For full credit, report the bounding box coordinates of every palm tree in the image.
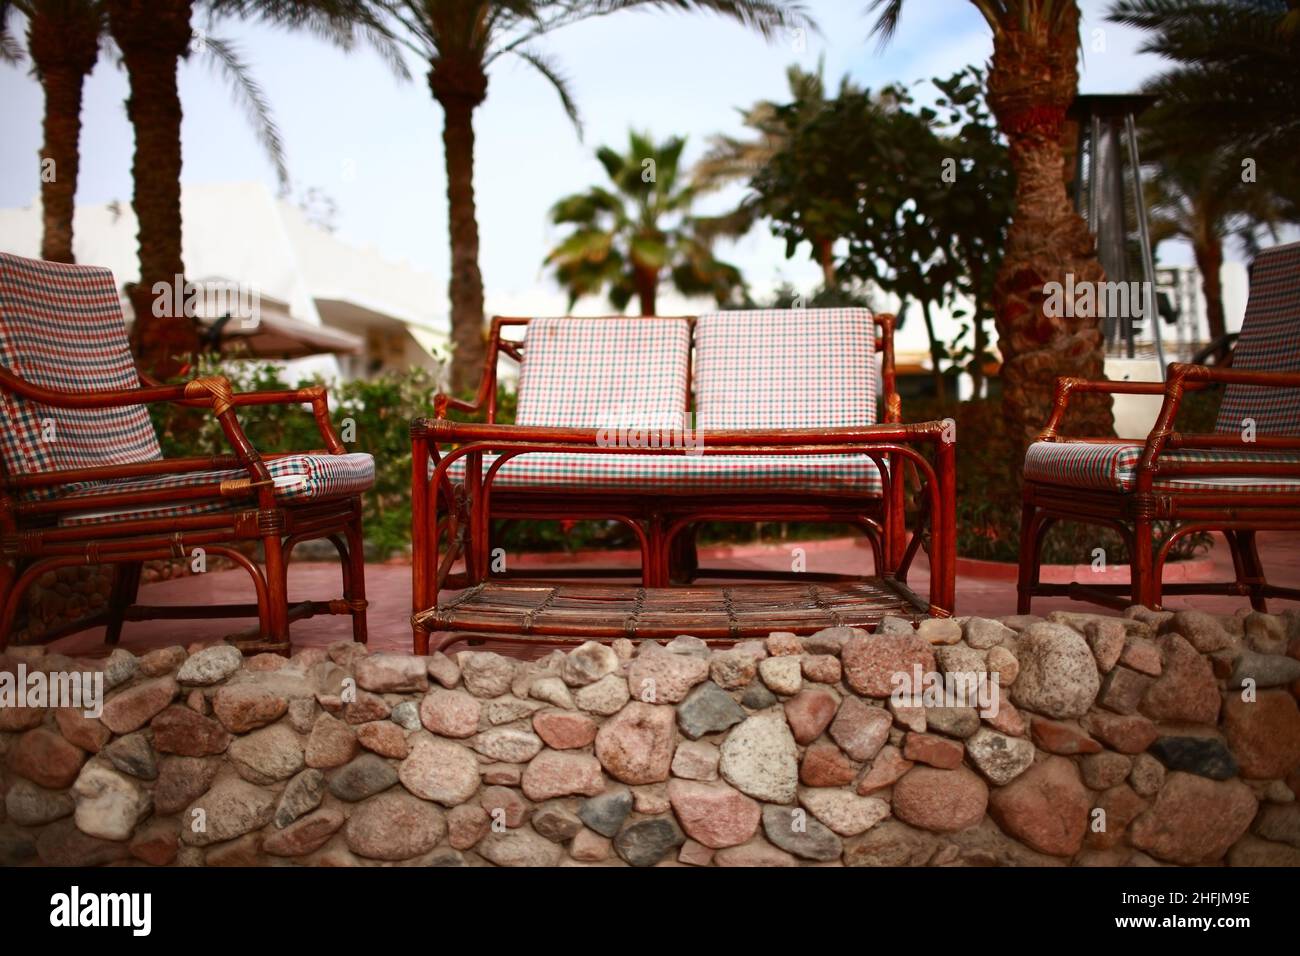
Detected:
[868,0,1112,446]
[692,60,850,287]
[545,131,744,315]
[1109,0,1300,183]
[1,1,106,264]
[372,1,811,394]
[106,0,399,378]
[1108,0,1300,343]
[1142,128,1298,344]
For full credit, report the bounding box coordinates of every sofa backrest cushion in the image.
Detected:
[694,308,876,429]
[1215,241,1300,436]
[516,317,692,430]
[0,252,161,498]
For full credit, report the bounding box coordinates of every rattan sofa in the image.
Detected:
[411,308,957,653]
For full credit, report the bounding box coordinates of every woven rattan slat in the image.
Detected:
[414,578,925,651]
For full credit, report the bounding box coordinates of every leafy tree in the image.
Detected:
[372,1,811,393]
[869,0,1112,446]
[931,66,1013,398]
[545,131,744,315]
[692,59,854,287]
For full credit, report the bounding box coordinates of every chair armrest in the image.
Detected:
[1037,376,1194,441]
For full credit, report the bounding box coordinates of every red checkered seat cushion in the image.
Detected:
[1026,241,1300,493]
[694,308,877,429]
[516,317,691,429]
[1023,440,1300,492]
[0,252,374,522]
[444,452,882,496]
[0,252,161,499]
[58,452,376,526]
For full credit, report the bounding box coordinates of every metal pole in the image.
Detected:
[1125,112,1166,378]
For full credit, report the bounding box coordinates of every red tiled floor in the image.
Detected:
[45,531,1300,658]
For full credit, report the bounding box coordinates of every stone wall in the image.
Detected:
[2,607,1299,867]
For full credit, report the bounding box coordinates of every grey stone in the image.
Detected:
[1149,736,1239,781]
[102,732,158,780]
[176,645,244,686]
[613,818,685,867]
[761,803,843,861]
[181,776,275,846]
[676,681,746,740]
[328,753,398,801]
[276,768,326,828]
[532,802,584,843]
[5,778,74,826]
[1228,650,1300,689]
[390,700,422,731]
[965,728,1035,785]
[843,819,939,866]
[102,648,139,689]
[577,789,633,838]
[925,706,980,739]
[740,681,777,710]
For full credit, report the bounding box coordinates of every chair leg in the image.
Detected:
[105,561,143,646]
[1132,515,1157,609]
[345,512,369,643]
[1235,530,1269,612]
[261,533,291,649]
[0,558,17,651]
[1016,500,1039,614]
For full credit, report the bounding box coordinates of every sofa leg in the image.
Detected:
[668,525,698,585]
[0,558,17,651]
[413,623,430,655]
[106,561,143,645]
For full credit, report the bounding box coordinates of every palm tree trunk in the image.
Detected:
[108,0,199,379]
[987,8,1112,450]
[28,10,100,264]
[817,236,836,289]
[635,266,658,316]
[430,63,488,396]
[1194,235,1226,343]
[971,261,987,398]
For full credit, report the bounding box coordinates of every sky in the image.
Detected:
[0,0,1191,321]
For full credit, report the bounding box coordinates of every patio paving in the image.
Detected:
[44,531,1300,658]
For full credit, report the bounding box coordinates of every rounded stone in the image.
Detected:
[891,766,988,833]
[345,791,446,861]
[1009,622,1100,719]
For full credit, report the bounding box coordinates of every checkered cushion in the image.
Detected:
[58,452,375,526]
[0,253,161,498]
[1215,241,1300,436]
[443,453,883,496]
[1024,440,1300,492]
[694,309,876,429]
[516,317,691,430]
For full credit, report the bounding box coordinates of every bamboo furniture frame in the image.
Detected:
[1019,365,1300,612]
[0,373,369,653]
[411,313,956,654]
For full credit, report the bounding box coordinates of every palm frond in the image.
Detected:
[512,44,582,136]
[199,35,289,189]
